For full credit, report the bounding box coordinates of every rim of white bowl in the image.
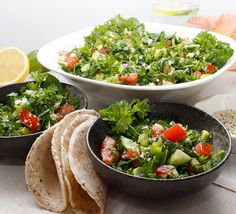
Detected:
[38,22,236,91]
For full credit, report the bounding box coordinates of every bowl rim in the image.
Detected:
[38,22,236,91]
[86,100,232,182]
[0,81,88,139]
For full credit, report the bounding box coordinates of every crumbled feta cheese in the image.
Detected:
[186,53,194,58]
[24,90,34,96]
[15,97,28,106]
[81,64,90,72]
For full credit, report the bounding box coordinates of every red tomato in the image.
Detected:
[151,123,164,137]
[207,63,215,73]
[119,73,138,84]
[122,149,139,160]
[156,165,172,175]
[101,136,120,165]
[98,47,110,54]
[193,71,202,77]
[166,39,172,46]
[192,142,212,157]
[101,148,120,165]
[101,136,116,149]
[163,124,187,142]
[56,103,75,121]
[65,56,80,70]
[19,109,41,133]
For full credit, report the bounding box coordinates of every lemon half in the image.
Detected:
[0,47,29,86]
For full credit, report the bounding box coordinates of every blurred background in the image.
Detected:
[1,0,236,52]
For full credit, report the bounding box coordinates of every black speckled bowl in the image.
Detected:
[0,81,88,158]
[87,101,231,198]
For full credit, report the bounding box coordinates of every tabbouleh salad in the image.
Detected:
[58,15,234,86]
[99,99,225,179]
[0,72,80,136]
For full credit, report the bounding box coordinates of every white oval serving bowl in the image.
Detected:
[195,93,236,153]
[38,22,236,105]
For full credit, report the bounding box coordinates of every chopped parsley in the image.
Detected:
[58,15,234,86]
[0,72,80,136]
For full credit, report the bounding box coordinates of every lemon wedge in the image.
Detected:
[0,47,29,86]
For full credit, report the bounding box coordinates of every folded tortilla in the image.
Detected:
[25,125,65,212]
[25,109,107,213]
[68,118,108,214]
[51,109,98,212]
[61,113,99,213]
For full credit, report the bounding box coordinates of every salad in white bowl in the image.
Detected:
[38,15,236,104]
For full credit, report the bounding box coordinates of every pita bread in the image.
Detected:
[25,125,65,212]
[61,114,98,213]
[51,110,97,212]
[68,118,108,214]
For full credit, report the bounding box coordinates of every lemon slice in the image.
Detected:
[153,5,197,16]
[0,47,29,86]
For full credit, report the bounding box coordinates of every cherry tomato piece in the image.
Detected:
[122,149,139,160]
[207,63,215,73]
[19,109,41,133]
[56,103,75,121]
[192,142,212,157]
[151,123,165,137]
[163,124,187,142]
[119,73,138,84]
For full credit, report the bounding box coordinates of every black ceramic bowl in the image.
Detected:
[0,81,88,157]
[87,101,231,198]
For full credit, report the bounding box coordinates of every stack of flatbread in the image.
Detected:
[25,109,108,214]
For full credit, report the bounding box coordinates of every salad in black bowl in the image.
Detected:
[87,99,231,198]
[0,72,87,157]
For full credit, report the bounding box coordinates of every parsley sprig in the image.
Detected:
[99,99,150,135]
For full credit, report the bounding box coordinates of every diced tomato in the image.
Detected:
[166,39,172,46]
[101,136,120,165]
[56,103,75,121]
[98,47,110,54]
[151,123,164,137]
[101,136,116,149]
[194,71,202,77]
[207,63,215,73]
[65,55,80,70]
[19,109,41,133]
[122,149,139,160]
[155,165,175,178]
[156,165,172,175]
[163,124,187,142]
[119,73,138,84]
[101,148,120,165]
[192,142,212,157]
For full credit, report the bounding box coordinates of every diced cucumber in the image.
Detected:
[190,158,200,167]
[167,149,191,166]
[169,167,179,178]
[201,130,210,141]
[150,141,163,155]
[133,167,141,175]
[138,134,149,146]
[120,136,139,152]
